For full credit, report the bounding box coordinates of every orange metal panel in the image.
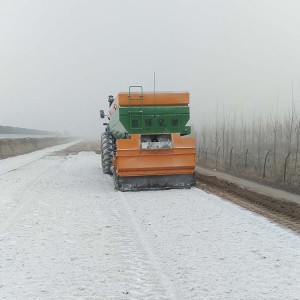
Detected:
[117,92,189,106]
[117,154,195,170]
[117,169,194,177]
[117,134,140,149]
[115,133,195,177]
[172,133,195,148]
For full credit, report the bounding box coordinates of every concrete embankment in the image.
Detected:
[0,137,76,159]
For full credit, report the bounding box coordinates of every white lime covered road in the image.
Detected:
[0,146,299,299]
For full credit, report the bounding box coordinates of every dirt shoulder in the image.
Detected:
[51,140,100,156]
[197,166,300,204]
[196,172,300,234]
[0,137,76,160]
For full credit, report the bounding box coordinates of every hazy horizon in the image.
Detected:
[1,0,300,137]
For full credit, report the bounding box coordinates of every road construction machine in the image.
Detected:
[100,86,195,191]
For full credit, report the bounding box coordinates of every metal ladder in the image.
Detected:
[128,85,144,129]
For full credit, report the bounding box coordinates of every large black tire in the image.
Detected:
[101,132,114,174]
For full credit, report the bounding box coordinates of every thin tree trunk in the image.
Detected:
[294,122,300,173]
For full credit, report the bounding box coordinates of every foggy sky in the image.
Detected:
[1,0,300,137]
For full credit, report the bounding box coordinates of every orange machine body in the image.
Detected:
[114,133,195,177]
[101,88,195,191]
[119,91,188,105]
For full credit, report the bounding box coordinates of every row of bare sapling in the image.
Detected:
[193,105,300,186]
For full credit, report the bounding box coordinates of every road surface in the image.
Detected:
[0,147,299,299]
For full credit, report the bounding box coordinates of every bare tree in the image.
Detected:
[285,84,295,153]
[272,96,279,173]
[294,116,300,174]
[195,98,299,185]
[221,102,226,160]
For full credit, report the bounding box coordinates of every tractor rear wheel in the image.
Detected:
[101,132,114,174]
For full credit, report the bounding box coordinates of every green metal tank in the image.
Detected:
[104,87,191,139]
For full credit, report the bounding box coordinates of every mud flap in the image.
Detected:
[114,173,196,192]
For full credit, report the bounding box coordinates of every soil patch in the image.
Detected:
[200,166,300,195]
[51,140,100,156]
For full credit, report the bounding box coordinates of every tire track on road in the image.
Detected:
[105,191,177,299]
[0,157,66,235]
[119,192,177,300]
